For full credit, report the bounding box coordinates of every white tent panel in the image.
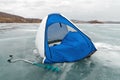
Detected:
[35,16,48,58]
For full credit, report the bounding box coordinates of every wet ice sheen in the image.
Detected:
[0,23,120,80]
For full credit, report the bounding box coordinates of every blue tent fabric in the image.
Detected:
[44,13,97,63]
[44,32,96,63]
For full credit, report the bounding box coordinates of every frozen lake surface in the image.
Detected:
[0,23,120,80]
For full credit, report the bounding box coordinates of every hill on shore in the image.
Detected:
[0,12,41,23]
[0,12,120,24]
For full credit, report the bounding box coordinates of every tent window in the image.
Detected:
[67,25,77,32]
[48,23,68,42]
[47,23,77,46]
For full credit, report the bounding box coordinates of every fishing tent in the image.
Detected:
[35,13,97,63]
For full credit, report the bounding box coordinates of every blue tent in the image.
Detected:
[35,13,97,63]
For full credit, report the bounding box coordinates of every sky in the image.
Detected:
[0,0,120,21]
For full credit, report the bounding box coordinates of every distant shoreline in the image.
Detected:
[71,20,120,24]
[0,12,120,24]
[0,12,41,23]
